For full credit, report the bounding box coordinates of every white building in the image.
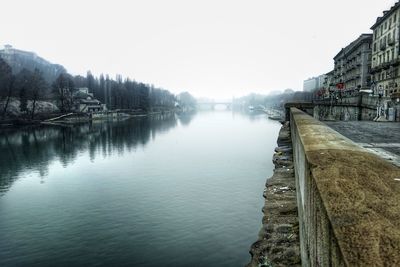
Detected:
[73,88,107,113]
[303,75,326,92]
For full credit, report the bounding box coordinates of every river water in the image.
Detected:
[0,111,281,267]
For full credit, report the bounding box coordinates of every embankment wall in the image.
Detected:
[290,107,400,266]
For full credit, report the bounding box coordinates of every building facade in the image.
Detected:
[321,70,334,97]
[332,34,372,93]
[303,74,326,92]
[303,77,318,92]
[371,2,400,97]
[73,88,107,113]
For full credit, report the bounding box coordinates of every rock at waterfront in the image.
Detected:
[247,121,301,267]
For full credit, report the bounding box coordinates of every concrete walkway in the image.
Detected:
[325,121,400,167]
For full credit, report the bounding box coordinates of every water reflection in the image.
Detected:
[0,111,280,267]
[177,111,197,126]
[0,113,187,195]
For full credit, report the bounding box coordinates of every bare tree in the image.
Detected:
[53,73,75,112]
[30,68,46,119]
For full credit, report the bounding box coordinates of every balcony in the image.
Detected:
[350,64,355,70]
[390,58,400,66]
[382,62,391,69]
[371,64,384,73]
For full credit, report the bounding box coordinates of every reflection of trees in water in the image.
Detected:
[177,112,196,126]
[0,113,177,195]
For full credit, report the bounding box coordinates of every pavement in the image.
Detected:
[325,121,400,167]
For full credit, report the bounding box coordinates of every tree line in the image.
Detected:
[0,57,178,118]
[0,58,47,119]
[233,90,313,110]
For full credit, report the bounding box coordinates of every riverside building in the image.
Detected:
[332,34,373,93]
[371,2,400,97]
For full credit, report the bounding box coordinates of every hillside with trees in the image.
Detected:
[0,47,179,121]
[0,45,66,83]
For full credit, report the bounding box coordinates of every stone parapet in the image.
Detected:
[290,107,400,266]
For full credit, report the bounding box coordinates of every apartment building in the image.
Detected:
[303,74,326,92]
[332,34,372,92]
[323,70,334,92]
[371,2,400,97]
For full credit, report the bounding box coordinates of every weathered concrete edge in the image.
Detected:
[290,107,400,266]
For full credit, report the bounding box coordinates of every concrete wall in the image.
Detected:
[290,94,400,121]
[313,105,362,121]
[290,108,400,266]
[312,94,385,121]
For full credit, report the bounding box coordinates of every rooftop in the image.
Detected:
[371,1,400,30]
[333,34,373,60]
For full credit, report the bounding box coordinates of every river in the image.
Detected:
[0,111,281,267]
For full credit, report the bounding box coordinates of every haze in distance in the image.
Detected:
[0,0,395,100]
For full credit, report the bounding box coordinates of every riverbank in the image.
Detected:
[0,109,177,128]
[247,121,301,267]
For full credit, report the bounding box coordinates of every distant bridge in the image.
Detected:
[197,102,232,110]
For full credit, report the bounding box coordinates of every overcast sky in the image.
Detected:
[0,0,397,99]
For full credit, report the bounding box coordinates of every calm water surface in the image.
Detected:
[0,111,281,267]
